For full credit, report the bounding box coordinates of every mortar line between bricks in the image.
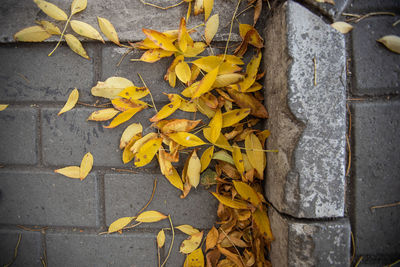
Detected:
[93,43,102,88]
[97,171,107,231]
[37,107,43,167]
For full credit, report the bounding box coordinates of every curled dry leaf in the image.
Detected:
[65,34,89,59]
[205,14,219,45]
[331,21,353,34]
[98,17,120,45]
[108,216,134,233]
[79,152,93,180]
[119,123,143,149]
[70,20,105,43]
[184,248,205,267]
[92,77,134,99]
[136,210,168,223]
[14,26,52,42]
[377,35,400,54]
[38,20,61,35]
[54,166,80,179]
[58,88,79,116]
[187,149,201,188]
[205,226,218,251]
[71,0,87,15]
[0,104,9,111]
[87,108,119,121]
[157,229,166,248]
[176,224,200,235]
[33,0,68,21]
[180,231,204,254]
[217,244,244,267]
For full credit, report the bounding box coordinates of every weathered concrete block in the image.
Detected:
[0,44,96,102]
[264,1,347,218]
[0,107,37,165]
[351,17,400,96]
[352,101,400,257]
[304,0,350,20]
[0,169,98,227]
[0,229,42,267]
[269,209,351,267]
[46,230,187,266]
[104,173,218,229]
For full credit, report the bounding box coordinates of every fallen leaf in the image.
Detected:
[120,123,143,149]
[131,132,158,154]
[168,132,206,147]
[150,98,182,122]
[377,35,400,54]
[245,133,265,179]
[180,231,204,254]
[160,119,201,134]
[71,0,87,15]
[122,134,141,164]
[212,150,234,165]
[184,248,205,267]
[140,49,174,63]
[176,225,200,235]
[87,108,120,121]
[200,146,214,172]
[80,152,93,180]
[253,208,273,242]
[192,66,219,99]
[112,98,147,111]
[206,248,221,267]
[315,0,335,4]
[70,20,104,43]
[213,73,244,88]
[54,166,81,179]
[165,165,184,190]
[204,0,213,21]
[33,0,68,21]
[194,0,204,15]
[108,217,134,233]
[205,14,219,45]
[200,168,218,187]
[331,21,353,34]
[38,20,61,35]
[104,106,144,128]
[178,17,193,53]
[205,226,218,251]
[157,229,166,248]
[134,138,163,167]
[233,181,261,207]
[253,0,262,25]
[91,77,134,99]
[176,61,192,84]
[183,42,206,57]
[0,104,9,111]
[142,28,178,52]
[118,86,149,100]
[217,245,244,267]
[187,149,201,188]
[227,89,268,118]
[211,192,249,209]
[238,24,263,48]
[239,51,262,92]
[14,26,52,42]
[58,88,79,115]
[232,144,245,176]
[98,17,120,45]
[203,109,222,143]
[136,210,168,223]
[65,34,89,59]
[221,108,251,128]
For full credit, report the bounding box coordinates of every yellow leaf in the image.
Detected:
[232,144,245,176]
[238,51,262,92]
[187,149,201,188]
[331,21,353,34]
[238,24,263,48]
[212,150,234,165]
[184,248,205,267]
[142,28,178,52]
[80,152,93,180]
[118,86,149,100]
[165,165,184,191]
[203,109,222,143]
[216,54,244,65]
[213,73,243,88]
[54,166,80,179]
[149,99,182,122]
[192,66,219,99]
[194,0,204,15]
[98,17,120,45]
[204,0,213,21]
[104,107,144,128]
[176,225,200,235]
[91,77,133,99]
[139,49,174,63]
[70,20,104,43]
[205,14,219,45]
[136,210,168,223]
[134,138,162,167]
[120,123,143,149]
[176,61,191,84]
[122,134,141,164]
[192,56,241,75]
[210,192,249,209]
[33,0,68,21]
[377,35,400,54]
[257,129,270,148]
[194,98,215,119]
[87,108,119,121]
[178,17,193,52]
[0,104,9,111]
[253,208,274,242]
[111,98,147,111]
[38,20,61,35]
[245,133,265,179]
[65,34,89,59]
[108,217,134,233]
[227,89,268,119]
[200,146,214,172]
[168,132,206,147]
[71,0,87,15]
[130,132,158,154]
[213,134,232,152]
[58,88,79,115]
[244,81,263,93]
[182,81,200,98]
[180,231,204,254]
[157,229,166,248]
[205,226,218,251]
[161,119,201,134]
[222,108,250,128]
[14,25,52,42]
[233,181,261,207]
[184,42,206,57]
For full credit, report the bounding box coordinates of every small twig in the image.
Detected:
[3,234,22,267]
[350,232,355,263]
[160,215,174,267]
[138,73,158,113]
[157,246,161,267]
[17,225,48,232]
[266,0,271,10]
[393,19,400,27]
[16,73,30,83]
[77,101,111,108]
[48,13,73,56]
[235,4,254,19]
[385,259,400,267]
[345,134,351,176]
[347,98,366,101]
[313,57,317,86]
[122,221,142,230]
[220,228,246,267]
[343,12,396,23]
[111,168,138,174]
[136,178,157,215]
[370,201,400,211]
[140,0,184,10]
[354,256,363,267]
[224,0,242,58]
[117,48,133,67]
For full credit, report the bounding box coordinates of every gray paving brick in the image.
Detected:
[304,0,350,20]
[269,209,351,267]
[0,229,42,267]
[346,0,400,13]
[0,107,37,165]
[352,101,400,257]
[0,44,96,102]
[46,230,187,267]
[1,0,253,43]
[264,1,347,218]
[351,17,400,96]
[0,169,98,227]
[104,173,218,229]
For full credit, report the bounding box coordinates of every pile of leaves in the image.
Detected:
[14,0,274,266]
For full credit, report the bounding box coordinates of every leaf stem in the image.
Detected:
[140,0,184,10]
[138,73,158,113]
[224,0,242,58]
[136,178,157,215]
[160,215,174,267]
[48,13,73,57]
[3,234,22,267]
